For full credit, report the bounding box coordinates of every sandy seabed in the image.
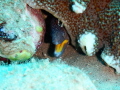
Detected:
[0,43,120,90]
[35,43,120,90]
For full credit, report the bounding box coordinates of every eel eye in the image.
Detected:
[0,21,17,41]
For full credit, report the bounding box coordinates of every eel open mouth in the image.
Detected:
[26,4,69,57]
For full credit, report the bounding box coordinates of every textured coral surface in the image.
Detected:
[25,0,120,73]
[0,0,45,61]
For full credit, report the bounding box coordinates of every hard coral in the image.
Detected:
[24,0,120,74]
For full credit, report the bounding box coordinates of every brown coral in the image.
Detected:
[24,0,120,73]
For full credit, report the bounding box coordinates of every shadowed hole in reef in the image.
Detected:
[39,10,89,58]
[96,47,105,65]
[42,10,54,57]
[41,10,71,57]
[84,46,87,54]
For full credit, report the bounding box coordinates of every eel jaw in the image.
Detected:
[54,40,69,57]
[78,31,98,56]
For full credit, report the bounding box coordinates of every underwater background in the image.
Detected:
[0,0,120,90]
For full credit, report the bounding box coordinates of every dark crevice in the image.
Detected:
[41,10,71,57]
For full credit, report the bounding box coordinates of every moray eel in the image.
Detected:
[50,18,69,57]
[24,0,120,74]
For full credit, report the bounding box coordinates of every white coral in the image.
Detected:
[71,0,87,13]
[78,32,97,56]
[101,51,120,74]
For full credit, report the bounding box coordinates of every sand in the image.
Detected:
[35,43,120,90]
[0,42,119,90]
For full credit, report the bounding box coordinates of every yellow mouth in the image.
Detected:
[54,40,68,57]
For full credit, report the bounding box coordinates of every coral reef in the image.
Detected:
[25,0,120,74]
[0,0,119,73]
